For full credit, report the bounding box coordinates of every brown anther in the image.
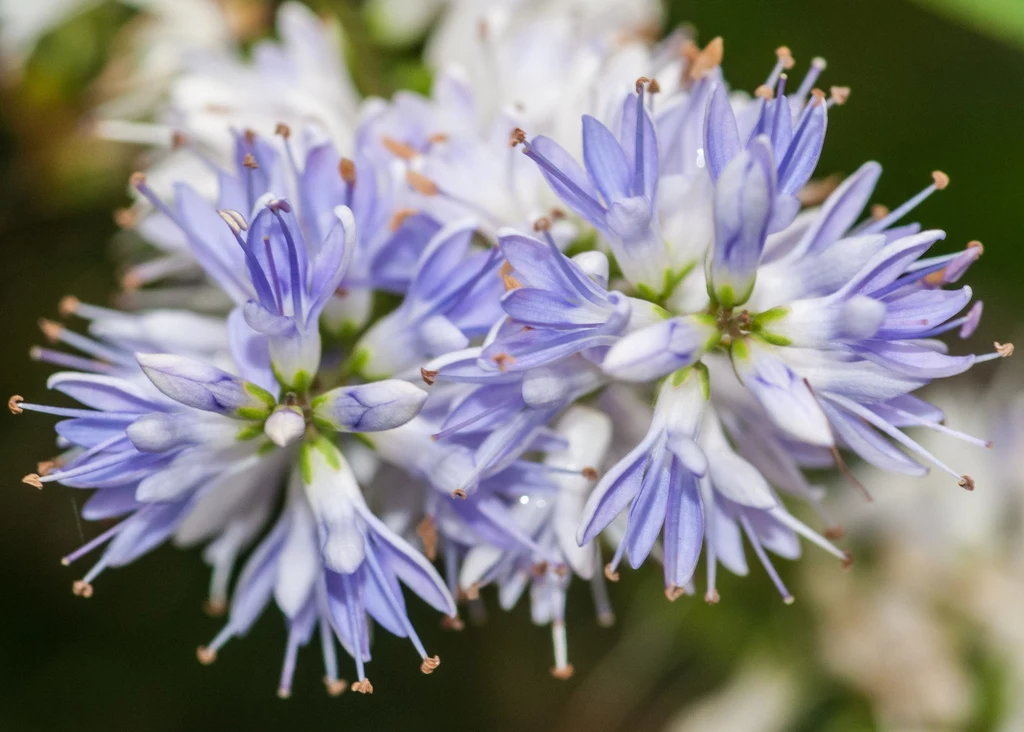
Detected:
[686,37,724,82]
[203,598,227,617]
[351,678,374,694]
[324,677,348,696]
[420,367,438,386]
[451,488,467,500]
[581,466,599,480]
[533,217,552,232]
[959,475,976,491]
[783,596,796,606]
[923,268,947,287]
[824,525,846,540]
[8,395,24,414]
[532,562,549,577]
[704,588,721,605]
[829,86,851,106]
[492,352,516,372]
[754,84,775,100]
[604,564,619,582]
[510,128,527,148]
[464,583,480,601]
[113,208,137,229]
[798,174,841,206]
[406,170,439,196]
[841,550,854,570]
[967,240,983,253]
[389,208,417,232]
[870,204,889,220]
[381,136,418,160]
[441,615,465,631]
[242,153,259,169]
[277,688,291,699]
[550,208,566,220]
[58,295,81,318]
[995,342,1014,358]
[274,123,291,138]
[339,158,356,185]
[500,260,522,291]
[810,88,827,105]
[243,129,256,145]
[37,460,57,476]
[427,133,449,144]
[553,564,568,577]
[551,665,575,680]
[121,270,143,291]
[420,655,441,674]
[22,473,43,489]
[196,646,217,665]
[416,515,438,561]
[665,585,684,602]
[932,170,950,190]
[776,45,795,69]
[129,171,146,188]
[647,78,661,94]
[72,580,94,598]
[171,131,188,149]
[635,76,651,93]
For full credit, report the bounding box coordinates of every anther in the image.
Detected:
[339,158,356,185]
[509,128,527,147]
[635,76,650,93]
[39,318,63,343]
[203,598,227,617]
[968,240,983,253]
[932,170,950,190]
[704,589,721,604]
[420,367,438,386]
[381,136,418,160]
[647,78,661,94]
[37,460,56,476]
[58,295,81,318]
[406,170,439,196]
[958,475,976,491]
[829,86,851,106]
[8,395,24,414]
[532,562,549,577]
[995,342,1014,358]
[217,209,248,233]
[810,88,827,105]
[665,585,684,602]
[551,665,575,680]
[492,352,516,372]
[533,217,552,232]
[428,132,449,144]
[72,580,93,598]
[870,204,889,220]
[416,516,438,561]
[754,84,775,100]
[581,467,599,480]
[841,550,854,570]
[274,123,291,138]
[783,595,796,605]
[171,131,188,149]
[129,171,146,188]
[500,261,521,291]
[464,583,480,601]
[420,655,441,674]
[22,473,43,489]
[604,564,619,582]
[242,153,259,170]
[389,208,417,232]
[451,488,467,500]
[277,688,291,700]
[113,208,137,229]
[351,678,373,694]
[324,678,348,696]
[441,615,465,631]
[196,646,217,665]
[687,37,724,81]
[776,45,795,69]
[824,525,846,540]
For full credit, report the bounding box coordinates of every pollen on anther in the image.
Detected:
[276,688,291,700]
[39,318,63,343]
[129,171,146,188]
[8,395,24,414]
[810,88,827,105]
[242,153,259,170]
[351,678,374,694]
[665,585,684,602]
[324,677,348,696]
[871,204,889,220]
[648,78,661,94]
[492,352,516,372]
[754,84,775,100]
[500,261,522,291]
[171,131,188,149]
[196,646,217,665]
[420,655,441,674]
[72,580,93,598]
[451,488,467,500]
[841,550,855,570]
[995,342,1014,358]
[533,217,552,232]
[23,473,43,489]
[274,123,291,138]
[406,170,438,196]
[604,564,619,582]
[509,127,527,147]
[389,208,417,232]
[932,170,950,190]
[581,467,599,480]
[704,589,721,605]
[829,86,851,105]
[968,240,984,253]
[551,665,575,680]
[635,76,650,93]
[420,367,438,386]
[381,136,418,160]
[37,460,56,476]
[339,158,356,185]
[58,295,81,318]
[959,475,976,491]
[776,45,795,69]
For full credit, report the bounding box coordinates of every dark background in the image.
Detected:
[0,0,1021,730]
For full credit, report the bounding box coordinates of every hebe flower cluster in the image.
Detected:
[9,1,1012,695]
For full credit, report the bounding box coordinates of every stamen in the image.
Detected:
[58,295,80,317]
[828,86,851,107]
[339,158,357,185]
[277,622,304,699]
[324,678,348,696]
[863,172,947,234]
[686,37,724,82]
[831,446,872,502]
[604,563,620,582]
[959,475,975,491]
[451,488,467,500]
[428,133,449,145]
[842,551,855,570]
[381,136,419,160]
[794,57,827,103]
[406,170,439,196]
[420,656,440,675]
[263,236,285,314]
[389,208,417,231]
[509,128,527,147]
[441,615,465,631]
[705,588,721,604]
[242,153,258,169]
[550,620,573,679]
[665,585,685,601]
[464,583,480,601]
[72,579,93,597]
[500,260,522,291]
[492,352,516,372]
[417,515,438,561]
[351,679,373,694]
[581,467,599,480]
[61,520,127,566]
[420,367,438,385]
[319,613,343,694]
[22,474,43,489]
[8,395,23,414]
[113,208,137,229]
[754,84,775,100]
[589,566,615,626]
[739,515,794,604]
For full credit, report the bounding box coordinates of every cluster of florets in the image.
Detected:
[10,0,1011,696]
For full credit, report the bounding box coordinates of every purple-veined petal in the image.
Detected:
[312,380,427,433]
[136,353,276,418]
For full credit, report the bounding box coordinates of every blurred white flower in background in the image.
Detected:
[0,0,101,67]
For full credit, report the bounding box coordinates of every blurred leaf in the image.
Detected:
[911,0,1024,49]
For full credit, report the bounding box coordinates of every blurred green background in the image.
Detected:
[0,1,1021,730]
